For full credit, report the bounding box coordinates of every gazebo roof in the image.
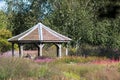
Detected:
[8,23,72,43]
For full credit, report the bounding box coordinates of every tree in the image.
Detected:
[4,0,51,35]
[44,0,95,47]
[43,0,120,48]
[4,0,120,50]
[42,0,120,57]
[0,11,12,53]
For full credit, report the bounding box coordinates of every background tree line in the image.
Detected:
[0,0,120,58]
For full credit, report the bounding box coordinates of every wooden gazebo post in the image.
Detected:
[18,44,24,57]
[38,44,44,56]
[56,44,62,58]
[12,43,14,57]
[65,43,68,56]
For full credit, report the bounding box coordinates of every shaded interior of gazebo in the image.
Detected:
[8,23,72,58]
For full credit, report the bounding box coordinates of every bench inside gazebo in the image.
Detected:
[8,23,72,58]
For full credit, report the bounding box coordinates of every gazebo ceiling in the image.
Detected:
[8,23,72,43]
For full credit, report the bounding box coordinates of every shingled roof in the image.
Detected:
[8,23,72,43]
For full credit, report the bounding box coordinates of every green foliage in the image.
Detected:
[0,29,12,53]
[43,0,120,49]
[0,39,11,53]
[69,47,77,56]
[0,11,13,53]
[8,12,37,35]
[3,0,120,58]
[0,11,8,29]
[0,29,12,39]
[5,0,51,35]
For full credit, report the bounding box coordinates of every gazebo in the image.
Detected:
[8,23,72,58]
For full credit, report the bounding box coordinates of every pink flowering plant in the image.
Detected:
[34,56,54,63]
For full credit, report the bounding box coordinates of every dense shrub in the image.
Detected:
[69,44,120,59]
[0,29,12,53]
[0,39,11,53]
[69,47,77,56]
[69,44,101,57]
